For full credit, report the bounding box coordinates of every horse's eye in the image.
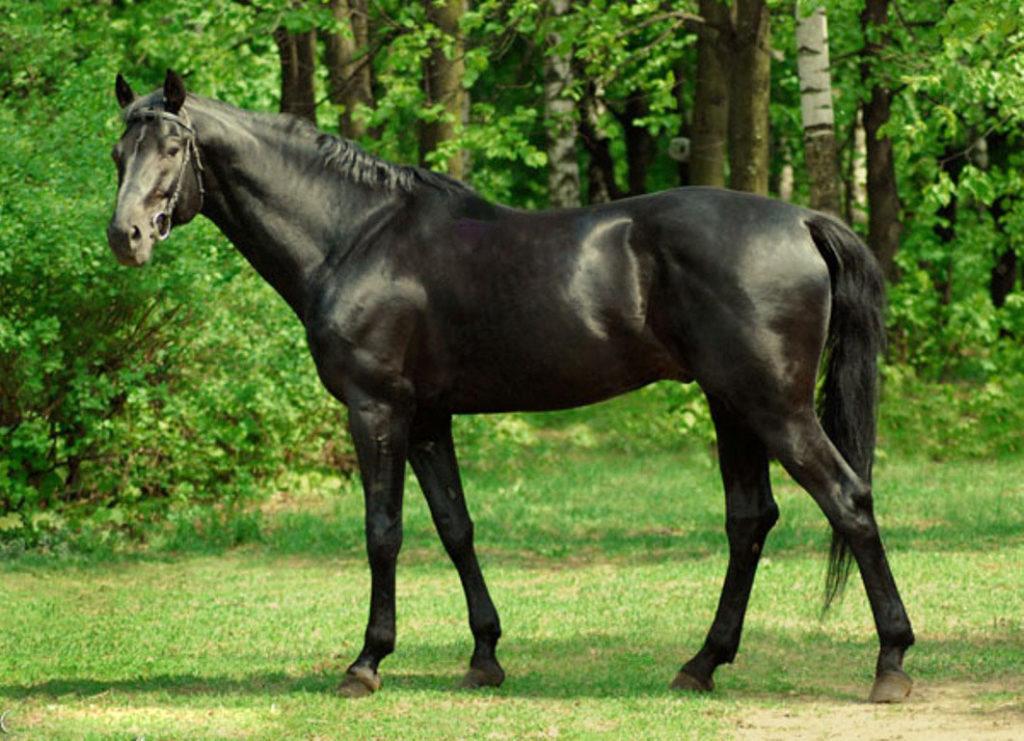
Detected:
[167,146,181,157]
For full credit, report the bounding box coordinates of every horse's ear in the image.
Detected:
[115,73,136,109]
[163,69,187,114]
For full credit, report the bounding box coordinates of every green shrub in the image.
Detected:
[0,48,352,550]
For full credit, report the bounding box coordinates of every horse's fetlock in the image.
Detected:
[704,636,737,665]
[365,626,396,656]
[475,615,501,640]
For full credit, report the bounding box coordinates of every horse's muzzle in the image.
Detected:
[107,218,154,267]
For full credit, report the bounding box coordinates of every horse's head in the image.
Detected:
[107,70,204,266]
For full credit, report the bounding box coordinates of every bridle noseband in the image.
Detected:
[123,106,205,239]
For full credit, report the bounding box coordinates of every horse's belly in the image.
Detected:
[433,330,681,413]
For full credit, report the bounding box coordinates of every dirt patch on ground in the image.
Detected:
[734,679,1024,740]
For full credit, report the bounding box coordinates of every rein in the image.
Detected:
[124,107,205,237]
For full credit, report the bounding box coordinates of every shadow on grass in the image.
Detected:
[3,447,1021,573]
[2,631,1021,704]
[3,512,1023,576]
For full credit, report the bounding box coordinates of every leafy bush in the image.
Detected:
[0,43,352,550]
[878,366,1024,460]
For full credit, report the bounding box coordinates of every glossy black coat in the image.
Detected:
[107,72,915,702]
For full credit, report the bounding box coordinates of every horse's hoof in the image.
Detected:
[670,670,714,693]
[869,670,913,703]
[460,662,505,689]
[339,666,381,698]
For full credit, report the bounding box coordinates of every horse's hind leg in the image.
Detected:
[673,395,779,692]
[408,412,505,689]
[771,409,914,702]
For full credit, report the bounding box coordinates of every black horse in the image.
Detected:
[107,71,914,702]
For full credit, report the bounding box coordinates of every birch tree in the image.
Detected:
[543,0,580,208]
[578,81,621,203]
[796,5,840,215]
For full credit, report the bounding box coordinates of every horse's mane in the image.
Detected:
[315,134,473,195]
[185,94,474,197]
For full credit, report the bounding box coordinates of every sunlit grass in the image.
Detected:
[3,435,1023,738]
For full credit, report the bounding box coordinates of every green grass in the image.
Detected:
[2,411,1023,738]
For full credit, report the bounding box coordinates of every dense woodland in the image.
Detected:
[1,0,1022,548]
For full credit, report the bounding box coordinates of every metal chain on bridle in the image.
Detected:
[123,106,205,239]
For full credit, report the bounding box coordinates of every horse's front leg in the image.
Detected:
[339,390,412,698]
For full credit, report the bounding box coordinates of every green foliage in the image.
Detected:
[879,365,1024,460]
[1,0,1023,552]
[820,0,1024,378]
[0,2,351,549]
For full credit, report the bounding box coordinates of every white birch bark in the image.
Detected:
[544,0,580,208]
[796,5,840,214]
[797,7,835,134]
[852,110,869,224]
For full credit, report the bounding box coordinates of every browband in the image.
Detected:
[124,106,196,135]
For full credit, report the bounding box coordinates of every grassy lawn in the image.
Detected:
[2,405,1023,738]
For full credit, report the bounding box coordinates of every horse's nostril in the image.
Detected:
[130,225,142,243]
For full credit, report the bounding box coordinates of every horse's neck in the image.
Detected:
[189,101,377,320]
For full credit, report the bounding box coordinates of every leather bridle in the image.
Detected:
[123,106,205,239]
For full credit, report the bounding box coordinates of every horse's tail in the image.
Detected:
[806,214,886,610]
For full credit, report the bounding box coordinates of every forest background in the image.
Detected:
[1,0,1023,551]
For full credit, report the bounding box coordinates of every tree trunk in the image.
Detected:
[985,133,1019,309]
[847,110,869,226]
[933,144,965,305]
[673,58,690,186]
[778,148,794,201]
[420,0,468,179]
[690,0,731,188]
[991,245,1018,309]
[860,0,901,280]
[727,0,771,194]
[621,91,654,196]
[796,6,840,215]
[325,0,373,139]
[578,80,622,203]
[274,23,318,124]
[543,0,580,208]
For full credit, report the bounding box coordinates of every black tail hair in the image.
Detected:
[806,214,886,611]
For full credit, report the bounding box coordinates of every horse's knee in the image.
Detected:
[366,518,402,565]
[725,503,779,555]
[439,517,474,555]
